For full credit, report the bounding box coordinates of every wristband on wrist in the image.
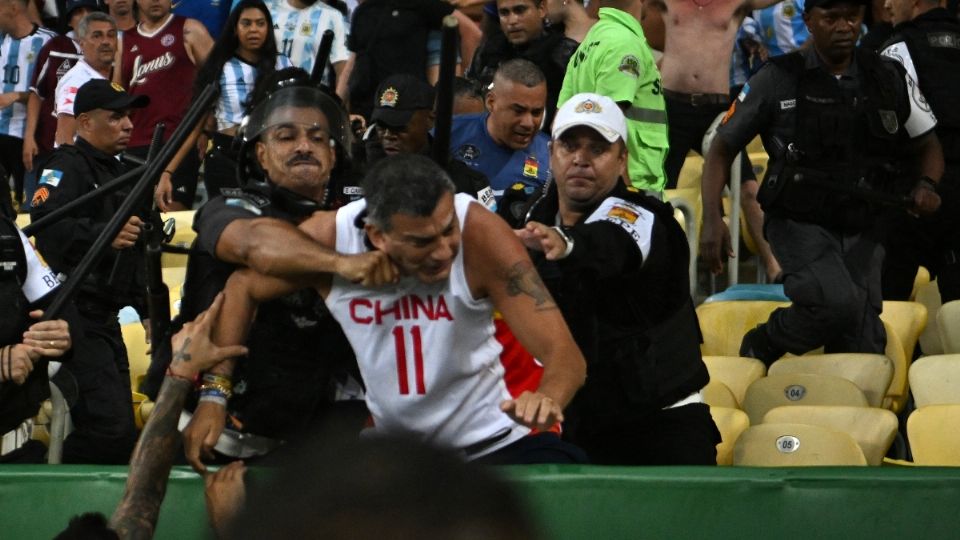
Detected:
[200,382,233,400]
[166,365,198,385]
[201,373,233,390]
[551,226,575,259]
[198,393,228,407]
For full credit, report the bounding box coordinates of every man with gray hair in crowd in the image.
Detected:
[53,11,118,145]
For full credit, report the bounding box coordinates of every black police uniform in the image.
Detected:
[0,218,60,462]
[880,8,960,302]
[363,136,496,208]
[142,183,360,447]
[467,28,579,132]
[29,138,143,464]
[504,181,717,465]
[718,45,934,363]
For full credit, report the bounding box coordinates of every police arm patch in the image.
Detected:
[39,169,64,187]
[584,197,654,261]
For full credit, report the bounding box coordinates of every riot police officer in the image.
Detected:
[700,0,943,365]
[168,72,394,471]
[0,217,72,462]
[879,0,960,303]
[30,79,149,464]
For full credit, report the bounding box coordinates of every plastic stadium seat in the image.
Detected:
[696,300,790,357]
[121,323,150,391]
[733,423,867,466]
[703,356,766,406]
[938,300,960,354]
[741,373,869,425]
[909,354,960,408]
[915,279,943,355]
[911,266,931,301]
[676,153,704,190]
[132,392,148,430]
[710,406,750,466]
[881,320,910,413]
[702,380,738,409]
[761,405,898,466]
[768,353,893,408]
[703,284,789,303]
[907,404,960,466]
[15,213,30,229]
[880,301,927,363]
[665,187,701,295]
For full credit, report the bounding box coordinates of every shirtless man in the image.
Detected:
[653,0,783,280]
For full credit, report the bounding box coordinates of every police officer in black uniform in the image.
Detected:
[879,0,960,303]
[173,76,397,471]
[508,94,718,465]
[0,217,72,462]
[700,0,943,365]
[29,79,150,464]
[363,74,496,210]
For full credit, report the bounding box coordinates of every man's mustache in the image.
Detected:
[287,154,320,166]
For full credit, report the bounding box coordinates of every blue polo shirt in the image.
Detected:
[448,113,550,200]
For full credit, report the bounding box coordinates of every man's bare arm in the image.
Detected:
[464,205,586,429]
[700,136,737,274]
[110,294,247,538]
[184,18,215,66]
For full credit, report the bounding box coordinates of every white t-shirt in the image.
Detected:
[54,58,106,117]
[879,41,938,138]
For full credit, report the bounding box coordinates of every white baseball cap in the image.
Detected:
[552,93,628,144]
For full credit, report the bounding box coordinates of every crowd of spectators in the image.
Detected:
[1,0,958,535]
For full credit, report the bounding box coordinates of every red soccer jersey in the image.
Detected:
[120,15,196,147]
[30,35,81,155]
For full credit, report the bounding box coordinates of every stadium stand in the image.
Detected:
[741,373,869,425]
[909,354,960,408]
[907,405,960,466]
[733,423,868,466]
[703,355,766,406]
[768,353,893,408]
[761,405,899,466]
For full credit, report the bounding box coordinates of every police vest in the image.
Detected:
[893,17,960,156]
[766,50,908,228]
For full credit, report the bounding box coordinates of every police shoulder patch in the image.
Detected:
[39,169,64,188]
[618,55,641,77]
[584,196,655,261]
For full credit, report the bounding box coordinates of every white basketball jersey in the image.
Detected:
[326,194,530,457]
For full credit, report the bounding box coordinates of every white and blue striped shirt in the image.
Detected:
[750,0,809,57]
[234,0,349,85]
[0,26,57,138]
[217,54,293,131]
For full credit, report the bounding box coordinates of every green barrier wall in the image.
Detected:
[2,465,960,539]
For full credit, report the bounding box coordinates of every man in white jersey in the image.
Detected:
[53,12,118,146]
[235,0,349,97]
[215,152,588,464]
[0,0,57,217]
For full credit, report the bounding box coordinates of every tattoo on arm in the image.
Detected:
[110,377,192,539]
[173,338,192,363]
[504,261,557,311]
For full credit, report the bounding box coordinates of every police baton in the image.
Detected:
[39,83,219,321]
[432,15,459,166]
[311,30,335,85]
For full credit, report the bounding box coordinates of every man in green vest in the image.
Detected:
[557,0,668,194]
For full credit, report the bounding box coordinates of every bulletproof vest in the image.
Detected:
[766,50,907,227]
[0,218,50,435]
[896,19,960,156]
[0,218,28,346]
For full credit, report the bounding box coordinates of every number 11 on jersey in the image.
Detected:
[392,325,426,395]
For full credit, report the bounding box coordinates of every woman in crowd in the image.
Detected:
[155,0,290,211]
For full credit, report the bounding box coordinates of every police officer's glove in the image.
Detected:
[908,176,940,217]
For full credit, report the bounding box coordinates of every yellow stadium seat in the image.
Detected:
[938,300,960,354]
[132,392,149,430]
[665,187,701,295]
[907,404,960,466]
[15,213,31,229]
[880,301,927,363]
[768,353,893,408]
[741,373,869,425]
[710,406,750,466]
[702,380,738,409]
[909,354,960,408]
[137,400,155,427]
[911,267,931,301]
[121,323,150,391]
[761,405,898,466]
[703,356,766,406]
[733,423,867,466]
[676,153,704,191]
[916,279,944,355]
[881,320,910,413]
[745,136,766,155]
[696,301,789,357]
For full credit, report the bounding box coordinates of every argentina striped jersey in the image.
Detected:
[0,25,57,137]
[217,54,293,131]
